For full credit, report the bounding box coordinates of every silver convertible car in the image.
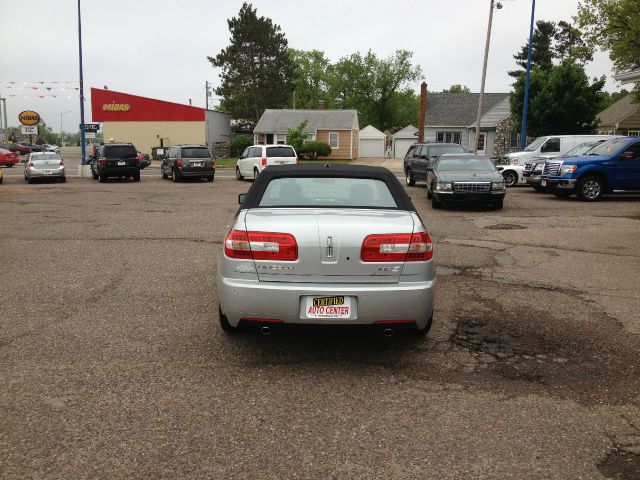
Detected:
[24,152,66,183]
[217,164,436,336]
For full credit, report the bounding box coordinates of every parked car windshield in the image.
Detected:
[428,144,466,157]
[266,146,296,157]
[436,156,495,172]
[586,138,630,156]
[561,142,599,157]
[524,137,547,152]
[182,147,211,158]
[105,146,137,159]
[259,177,398,208]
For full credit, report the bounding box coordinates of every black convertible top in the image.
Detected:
[239,164,417,212]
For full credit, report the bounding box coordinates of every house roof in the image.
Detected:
[614,68,640,85]
[425,93,509,127]
[359,125,386,139]
[597,94,639,126]
[470,97,512,128]
[254,109,359,134]
[392,125,418,139]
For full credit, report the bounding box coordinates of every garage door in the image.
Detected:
[394,139,416,159]
[359,138,384,157]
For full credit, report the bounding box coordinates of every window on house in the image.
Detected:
[436,132,461,144]
[628,131,640,137]
[329,132,339,149]
[509,132,520,148]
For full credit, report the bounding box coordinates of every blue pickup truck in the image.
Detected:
[541,137,640,201]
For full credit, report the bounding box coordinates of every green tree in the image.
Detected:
[575,0,640,100]
[554,21,593,64]
[208,3,296,122]
[441,84,471,93]
[509,20,557,78]
[287,120,309,154]
[386,88,420,129]
[328,50,422,130]
[510,61,606,136]
[290,49,332,109]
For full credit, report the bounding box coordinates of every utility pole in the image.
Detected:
[77,0,87,165]
[205,81,210,110]
[0,97,6,142]
[520,0,536,149]
[474,0,502,154]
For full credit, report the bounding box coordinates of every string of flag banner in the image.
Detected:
[0,81,82,100]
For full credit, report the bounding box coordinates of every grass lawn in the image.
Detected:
[215,157,353,168]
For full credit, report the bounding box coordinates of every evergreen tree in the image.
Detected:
[209,3,296,122]
[509,20,557,78]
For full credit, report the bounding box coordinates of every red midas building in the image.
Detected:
[91,88,230,155]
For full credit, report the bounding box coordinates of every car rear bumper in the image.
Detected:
[219,277,435,328]
[100,166,139,177]
[27,168,65,178]
[177,168,215,178]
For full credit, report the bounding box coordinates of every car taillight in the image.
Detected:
[361,232,433,262]
[27,161,34,167]
[99,157,107,167]
[261,157,267,166]
[212,158,215,167]
[224,229,298,261]
[176,158,182,168]
[59,160,64,166]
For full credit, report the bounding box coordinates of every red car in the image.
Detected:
[0,148,20,167]
[1,143,31,155]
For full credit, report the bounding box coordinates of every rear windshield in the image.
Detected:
[105,146,137,159]
[258,177,398,208]
[182,147,211,158]
[429,145,466,157]
[266,146,295,158]
[32,153,59,160]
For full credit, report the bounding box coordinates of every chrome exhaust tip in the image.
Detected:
[383,328,394,338]
[261,326,271,335]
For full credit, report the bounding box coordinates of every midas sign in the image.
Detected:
[103,103,131,112]
[19,110,41,126]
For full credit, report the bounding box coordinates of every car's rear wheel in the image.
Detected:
[172,169,179,182]
[161,165,168,179]
[236,166,243,180]
[92,169,98,180]
[99,172,107,183]
[405,168,415,186]
[576,175,604,202]
[133,173,140,182]
[502,170,518,187]
[219,306,237,333]
[253,167,259,180]
[207,175,214,182]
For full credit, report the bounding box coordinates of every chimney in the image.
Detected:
[188,99,192,106]
[318,100,326,110]
[418,82,427,143]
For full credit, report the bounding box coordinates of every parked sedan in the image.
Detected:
[0,148,20,167]
[218,164,435,336]
[0,143,31,155]
[24,152,66,183]
[426,153,506,209]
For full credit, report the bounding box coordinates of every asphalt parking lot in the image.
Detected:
[1,168,639,479]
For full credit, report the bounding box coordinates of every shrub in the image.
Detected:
[287,120,309,154]
[299,141,332,159]
[230,134,252,157]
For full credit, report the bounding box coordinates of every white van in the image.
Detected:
[236,144,298,180]
[498,135,623,186]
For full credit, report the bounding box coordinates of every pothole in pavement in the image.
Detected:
[484,224,527,230]
[597,448,640,480]
[451,316,570,383]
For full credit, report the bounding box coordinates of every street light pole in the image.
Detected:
[77,0,87,165]
[60,110,72,146]
[474,0,502,154]
[520,0,536,149]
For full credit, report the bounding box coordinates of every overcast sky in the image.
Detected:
[1,0,619,132]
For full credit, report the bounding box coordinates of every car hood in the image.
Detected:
[435,171,503,182]
[559,154,609,164]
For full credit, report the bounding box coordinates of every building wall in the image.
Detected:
[102,121,206,155]
[316,129,354,159]
[204,111,231,146]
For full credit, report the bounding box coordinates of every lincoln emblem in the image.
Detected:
[326,236,333,259]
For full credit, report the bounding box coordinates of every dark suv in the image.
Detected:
[403,142,466,186]
[90,143,140,182]
[161,144,215,182]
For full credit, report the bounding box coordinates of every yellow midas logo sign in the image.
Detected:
[102,103,131,112]
[19,110,41,126]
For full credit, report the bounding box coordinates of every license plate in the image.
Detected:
[541,179,547,186]
[305,296,352,319]
[44,170,53,175]
[192,162,203,167]
[118,160,125,166]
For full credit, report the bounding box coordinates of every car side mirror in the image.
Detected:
[238,193,247,204]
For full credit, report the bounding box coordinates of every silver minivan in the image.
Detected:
[236,144,298,181]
